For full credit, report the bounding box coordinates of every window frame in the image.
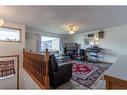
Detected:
[41,36,60,52]
[0,26,22,43]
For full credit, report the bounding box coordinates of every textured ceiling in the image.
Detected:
[1,6,127,35]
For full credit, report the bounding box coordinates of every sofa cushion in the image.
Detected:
[50,54,58,71]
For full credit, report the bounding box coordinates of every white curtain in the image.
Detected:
[59,37,64,54]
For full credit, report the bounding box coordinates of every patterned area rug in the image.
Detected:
[71,61,112,88]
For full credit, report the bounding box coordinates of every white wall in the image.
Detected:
[0,20,25,88]
[70,24,127,63]
[70,31,98,49]
[25,27,70,52]
[25,33,40,52]
[26,24,127,63]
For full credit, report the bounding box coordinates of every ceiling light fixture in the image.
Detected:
[0,18,4,27]
[68,25,76,34]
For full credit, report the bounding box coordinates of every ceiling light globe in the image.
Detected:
[69,31,74,34]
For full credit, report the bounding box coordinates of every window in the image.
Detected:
[41,36,60,52]
[0,27,21,42]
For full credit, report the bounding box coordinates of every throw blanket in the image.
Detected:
[0,60,15,79]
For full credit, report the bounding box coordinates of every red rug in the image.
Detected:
[72,63,98,79]
[73,64,93,72]
[71,62,112,88]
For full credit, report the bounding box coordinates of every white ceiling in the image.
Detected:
[1,6,127,35]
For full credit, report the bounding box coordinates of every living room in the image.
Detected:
[0,6,127,89]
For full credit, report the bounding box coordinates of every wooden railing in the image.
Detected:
[23,49,49,89]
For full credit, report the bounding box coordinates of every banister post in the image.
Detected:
[44,49,49,89]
